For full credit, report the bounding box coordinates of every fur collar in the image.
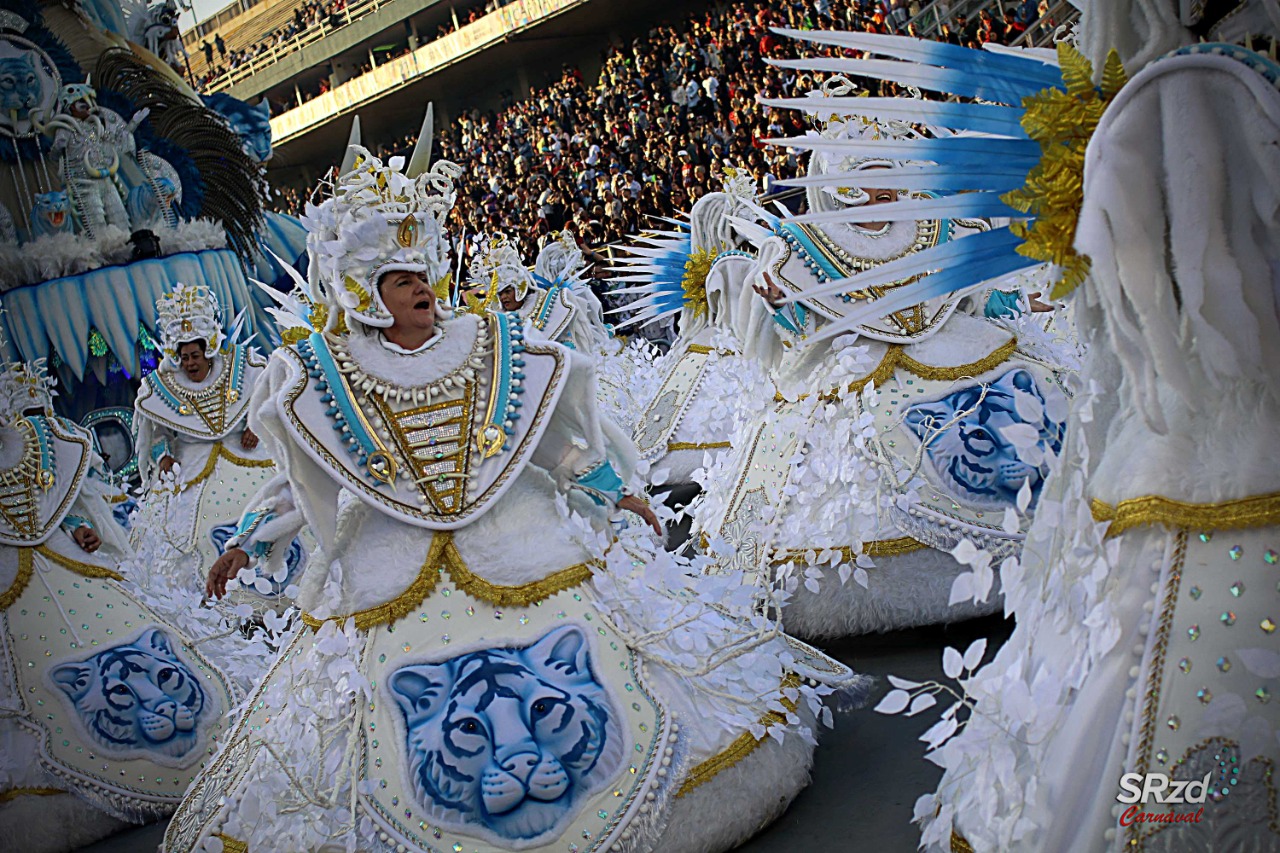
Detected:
[342,313,482,387]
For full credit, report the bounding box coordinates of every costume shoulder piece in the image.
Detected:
[136,344,262,440]
[0,414,91,546]
[279,312,569,529]
[527,285,579,342]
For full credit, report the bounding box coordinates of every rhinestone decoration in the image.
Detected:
[1217,656,1232,673]
[1262,618,1277,634]
[1230,581,1245,597]
[1197,687,1213,704]
[1155,749,1169,765]
[1189,586,1202,600]
[1264,549,1277,565]
[1257,687,1272,704]
[1220,611,1237,627]
[1229,545,1243,560]
[1167,715,1181,731]
[1187,624,1201,641]
[1178,657,1192,674]
[1199,532,1213,543]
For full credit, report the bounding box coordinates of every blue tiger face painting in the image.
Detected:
[905,369,1065,509]
[49,627,210,763]
[388,625,624,845]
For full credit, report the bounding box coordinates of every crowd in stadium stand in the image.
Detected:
[268,0,1056,263]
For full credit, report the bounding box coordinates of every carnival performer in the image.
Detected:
[528,229,619,357]
[162,149,861,853]
[613,168,776,494]
[0,359,237,853]
[803,6,1280,850]
[691,79,1072,639]
[132,284,304,603]
[42,81,146,238]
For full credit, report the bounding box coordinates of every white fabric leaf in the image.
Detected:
[963,638,988,671]
[873,689,911,714]
[942,646,964,679]
[999,422,1041,451]
[1013,389,1044,423]
[907,693,938,716]
[853,567,870,588]
[888,675,922,690]
[1016,477,1033,513]
[950,538,979,565]
[948,572,975,605]
[1001,507,1020,535]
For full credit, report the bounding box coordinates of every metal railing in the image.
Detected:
[1009,0,1075,48]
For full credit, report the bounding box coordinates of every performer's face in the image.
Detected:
[178,341,212,382]
[380,270,437,336]
[498,286,522,311]
[858,186,898,231]
[69,99,92,120]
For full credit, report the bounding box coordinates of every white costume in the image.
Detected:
[692,91,1071,638]
[530,230,619,357]
[767,12,1280,850]
[0,360,237,853]
[162,150,861,853]
[132,284,303,603]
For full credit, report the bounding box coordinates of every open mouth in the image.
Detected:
[50,212,65,227]
[414,300,432,311]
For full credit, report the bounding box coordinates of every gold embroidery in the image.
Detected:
[375,390,477,513]
[681,246,720,321]
[1090,492,1280,537]
[35,544,124,581]
[300,533,596,630]
[775,338,1019,403]
[686,343,714,355]
[950,830,976,853]
[215,833,249,853]
[675,673,801,797]
[162,443,274,493]
[666,441,731,452]
[0,549,34,609]
[0,786,65,803]
[441,537,596,608]
[771,536,926,566]
[300,535,446,631]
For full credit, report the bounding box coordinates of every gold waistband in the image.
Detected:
[1090,491,1280,537]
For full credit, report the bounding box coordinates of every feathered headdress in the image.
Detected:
[156,283,222,366]
[301,146,461,331]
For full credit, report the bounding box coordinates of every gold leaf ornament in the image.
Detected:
[681,245,721,320]
[343,275,374,312]
[1000,42,1128,300]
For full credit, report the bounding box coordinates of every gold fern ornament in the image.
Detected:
[681,246,721,321]
[1001,43,1128,299]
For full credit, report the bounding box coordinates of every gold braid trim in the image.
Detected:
[666,441,731,452]
[675,673,801,797]
[301,533,597,630]
[0,786,66,803]
[0,549,34,610]
[951,830,976,853]
[687,344,714,355]
[215,834,248,853]
[771,536,927,565]
[441,538,596,608]
[34,545,124,581]
[162,443,274,493]
[1090,492,1280,538]
[301,534,447,631]
[775,338,1019,403]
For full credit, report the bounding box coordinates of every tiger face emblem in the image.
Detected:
[50,627,209,764]
[905,369,1065,509]
[388,625,623,845]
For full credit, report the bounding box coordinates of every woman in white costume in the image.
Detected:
[692,85,1070,638]
[529,230,619,358]
[132,284,305,602]
[161,150,861,853]
[768,7,1280,849]
[0,359,238,853]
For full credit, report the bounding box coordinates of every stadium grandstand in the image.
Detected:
[180,0,1076,261]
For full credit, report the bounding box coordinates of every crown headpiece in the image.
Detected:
[469,234,533,303]
[0,359,55,423]
[302,146,461,331]
[156,283,223,366]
